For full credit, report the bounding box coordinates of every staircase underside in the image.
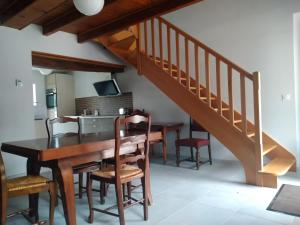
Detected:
[96,21,296,188]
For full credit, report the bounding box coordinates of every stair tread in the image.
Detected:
[200,96,217,101]
[110,30,134,43]
[212,107,229,112]
[263,143,277,155]
[261,158,295,176]
[109,35,136,50]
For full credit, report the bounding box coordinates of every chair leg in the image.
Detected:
[52,170,59,207]
[208,144,212,165]
[87,173,94,224]
[115,181,125,225]
[0,191,7,225]
[78,173,83,199]
[190,147,194,161]
[127,182,132,204]
[29,193,39,223]
[48,182,57,225]
[100,182,105,205]
[122,184,126,202]
[196,148,200,170]
[176,144,180,167]
[104,183,109,197]
[141,177,148,221]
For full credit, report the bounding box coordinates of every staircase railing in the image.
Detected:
[136,16,263,171]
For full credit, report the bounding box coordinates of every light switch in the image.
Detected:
[15,79,23,88]
[281,94,291,101]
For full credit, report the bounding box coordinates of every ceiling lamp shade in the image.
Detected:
[73,0,105,16]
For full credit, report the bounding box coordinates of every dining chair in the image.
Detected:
[0,151,56,225]
[126,109,157,157]
[98,109,149,205]
[176,117,212,169]
[86,114,151,225]
[46,117,100,199]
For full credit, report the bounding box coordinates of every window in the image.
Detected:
[32,83,37,106]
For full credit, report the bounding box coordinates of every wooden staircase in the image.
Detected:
[94,17,296,188]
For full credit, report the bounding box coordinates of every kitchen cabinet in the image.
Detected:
[46,73,75,117]
[72,116,118,134]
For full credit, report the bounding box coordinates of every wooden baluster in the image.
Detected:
[176,32,180,83]
[185,38,190,91]
[205,51,211,107]
[144,21,148,57]
[151,18,156,64]
[216,58,222,115]
[137,23,142,75]
[227,65,234,125]
[240,74,247,134]
[253,72,263,175]
[159,19,163,69]
[194,43,200,98]
[167,26,172,77]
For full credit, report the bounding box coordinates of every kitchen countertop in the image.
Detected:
[68,115,120,119]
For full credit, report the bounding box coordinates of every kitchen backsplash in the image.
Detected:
[75,92,133,116]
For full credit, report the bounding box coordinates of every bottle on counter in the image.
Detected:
[94,109,99,116]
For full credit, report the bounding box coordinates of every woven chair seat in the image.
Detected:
[73,161,100,174]
[92,164,143,180]
[176,138,209,148]
[7,175,49,192]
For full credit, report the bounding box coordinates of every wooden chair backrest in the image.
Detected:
[126,109,148,131]
[114,114,151,176]
[46,117,80,137]
[190,118,210,139]
[0,151,7,206]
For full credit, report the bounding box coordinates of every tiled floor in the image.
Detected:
[6,157,300,225]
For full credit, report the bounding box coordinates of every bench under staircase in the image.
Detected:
[94,16,296,188]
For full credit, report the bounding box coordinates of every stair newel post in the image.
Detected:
[185,38,190,91]
[253,71,263,183]
[227,65,234,125]
[176,32,181,83]
[158,18,164,69]
[137,23,142,75]
[151,18,156,64]
[144,21,148,57]
[216,58,222,116]
[205,51,211,107]
[167,26,172,77]
[194,43,200,98]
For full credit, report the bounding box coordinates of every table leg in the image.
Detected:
[56,160,77,225]
[162,128,167,164]
[176,128,181,141]
[138,157,153,205]
[27,159,41,222]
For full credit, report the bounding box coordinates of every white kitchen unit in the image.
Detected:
[46,73,75,117]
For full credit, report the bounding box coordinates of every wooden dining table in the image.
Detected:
[1,130,162,225]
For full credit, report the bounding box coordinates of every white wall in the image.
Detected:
[164,0,300,159]
[0,24,120,176]
[73,71,111,98]
[294,13,300,164]
[2,0,300,175]
[118,0,300,161]
[116,67,234,160]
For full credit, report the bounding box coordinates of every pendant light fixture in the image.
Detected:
[73,0,105,16]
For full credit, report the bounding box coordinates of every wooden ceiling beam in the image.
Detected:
[43,0,117,36]
[0,0,66,30]
[0,0,35,24]
[32,51,125,73]
[77,0,201,43]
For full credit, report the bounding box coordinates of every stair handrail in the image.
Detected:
[136,16,263,171]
